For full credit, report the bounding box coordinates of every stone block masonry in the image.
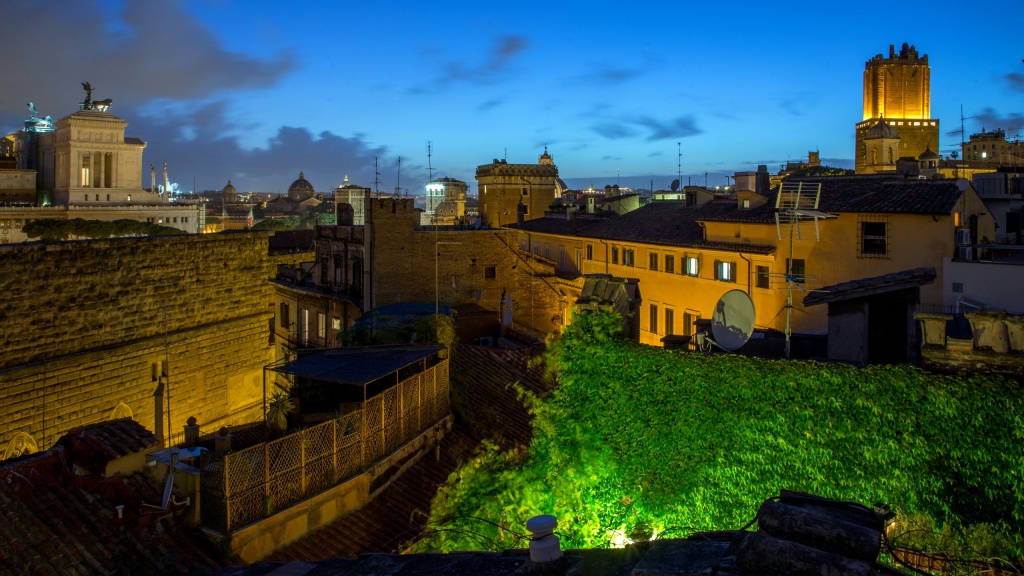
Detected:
[0,232,276,452]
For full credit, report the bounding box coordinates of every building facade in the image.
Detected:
[512,177,995,347]
[855,43,940,174]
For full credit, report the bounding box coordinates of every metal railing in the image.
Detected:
[199,360,450,532]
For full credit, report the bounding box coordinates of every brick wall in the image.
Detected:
[0,233,276,452]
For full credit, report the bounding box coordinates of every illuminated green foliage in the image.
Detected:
[421,310,1024,559]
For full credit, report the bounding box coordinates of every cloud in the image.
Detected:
[972,107,1024,135]
[779,92,817,116]
[592,122,638,140]
[633,115,702,141]
[576,67,644,85]
[476,99,504,112]
[125,101,395,192]
[0,0,295,116]
[410,35,528,93]
[1005,73,1024,94]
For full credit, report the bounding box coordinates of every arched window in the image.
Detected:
[887,147,893,164]
[4,432,38,460]
[109,402,133,420]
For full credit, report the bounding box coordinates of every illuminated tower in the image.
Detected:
[855,43,939,174]
[476,148,559,228]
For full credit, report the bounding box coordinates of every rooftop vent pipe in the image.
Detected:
[526,515,561,562]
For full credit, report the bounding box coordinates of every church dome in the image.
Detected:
[918,146,939,161]
[865,119,898,140]
[288,171,315,201]
[221,179,238,203]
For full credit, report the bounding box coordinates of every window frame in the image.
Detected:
[685,256,699,277]
[649,252,658,271]
[664,255,675,274]
[715,260,735,282]
[755,265,770,289]
[859,217,888,258]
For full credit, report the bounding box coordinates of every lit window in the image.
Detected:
[685,256,699,276]
[715,261,734,282]
[623,249,635,267]
[332,317,341,331]
[317,312,326,340]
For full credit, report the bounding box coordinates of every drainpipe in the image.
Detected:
[738,252,752,296]
[598,239,610,273]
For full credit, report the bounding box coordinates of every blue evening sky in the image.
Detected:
[2,0,1022,194]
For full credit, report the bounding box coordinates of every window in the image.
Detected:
[649,304,659,334]
[683,312,694,337]
[559,247,565,270]
[484,265,496,279]
[522,187,529,196]
[786,259,806,284]
[742,199,750,209]
[755,265,770,289]
[280,302,290,328]
[623,249,635,267]
[105,194,110,201]
[665,308,675,336]
[715,261,735,282]
[321,256,329,286]
[586,244,593,260]
[685,256,699,277]
[84,194,88,201]
[860,219,888,257]
[95,194,99,201]
[665,255,675,274]
[332,317,342,331]
[612,247,619,265]
[301,309,310,344]
[952,282,964,293]
[334,255,343,286]
[520,240,527,251]
[317,312,326,340]
[649,253,659,271]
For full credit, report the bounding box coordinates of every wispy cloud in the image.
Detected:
[410,35,529,94]
[973,107,1024,135]
[590,113,702,142]
[476,99,504,112]
[1005,72,1024,94]
[0,0,295,116]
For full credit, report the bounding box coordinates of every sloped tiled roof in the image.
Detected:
[0,441,225,574]
[803,267,936,306]
[59,417,159,458]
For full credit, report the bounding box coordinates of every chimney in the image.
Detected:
[214,427,232,454]
[183,416,199,448]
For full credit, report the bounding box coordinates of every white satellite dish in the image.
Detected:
[710,290,756,351]
[956,178,970,192]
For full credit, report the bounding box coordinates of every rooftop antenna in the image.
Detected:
[504,147,507,162]
[774,181,835,358]
[395,156,402,197]
[427,141,433,183]
[374,156,381,196]
[677,142,682,189]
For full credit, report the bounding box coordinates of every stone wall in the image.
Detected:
[0,232,276,452]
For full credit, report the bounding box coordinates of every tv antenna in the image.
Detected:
[677,142,682,188]
[427,142,433,182]
[695,289,756,353]
[395,156,402,197]
[775,181,834,357]
[374,156,381,195]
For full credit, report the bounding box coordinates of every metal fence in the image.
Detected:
[200,360,449,532]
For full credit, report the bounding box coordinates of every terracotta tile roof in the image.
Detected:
[0,444,225,574]
[59,418,160,459]
[265,346,551,562]
[803,267,937,306]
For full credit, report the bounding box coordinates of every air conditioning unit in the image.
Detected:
[957,246,973,261]
[956,229,971,245]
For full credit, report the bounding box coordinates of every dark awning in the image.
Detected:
[268,345,443,386]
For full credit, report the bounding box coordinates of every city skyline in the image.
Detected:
[2,0,1022,193]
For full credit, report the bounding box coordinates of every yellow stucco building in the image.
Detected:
[512,176,994,347]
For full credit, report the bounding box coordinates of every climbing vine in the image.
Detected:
[420,310,1024,563]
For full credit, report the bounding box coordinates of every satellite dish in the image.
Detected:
[502,308,513,325]
[956,178,970,192]
[710,290,756,351]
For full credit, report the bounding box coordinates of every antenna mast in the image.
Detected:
[374,156,381,195]
[427,142,433,182]
[677,142,682,188]
[395,156,402,197]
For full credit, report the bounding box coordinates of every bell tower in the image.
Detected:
[855,43,939,173]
